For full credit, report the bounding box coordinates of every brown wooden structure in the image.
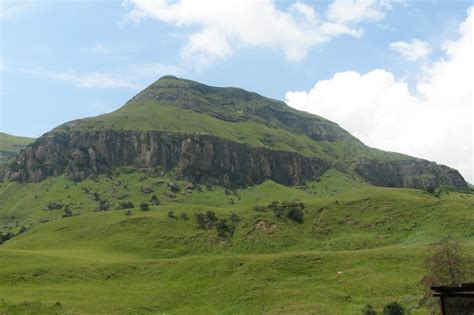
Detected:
[431,283,474,315]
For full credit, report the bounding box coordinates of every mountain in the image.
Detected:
[0,132,34,167]
[1,76,467,189]
[0,76,473,314]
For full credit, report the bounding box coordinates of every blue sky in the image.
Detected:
[0,0,472,182]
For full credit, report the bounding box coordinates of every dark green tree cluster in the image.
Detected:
[254,200,305,223]
[139,202,150,211]
[195,211,238,237]
[119,201,135,209]
[195,211,218,230]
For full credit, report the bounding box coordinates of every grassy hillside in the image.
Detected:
[0,132,34,153]
[0,132,34,167]
[0,169,473,314]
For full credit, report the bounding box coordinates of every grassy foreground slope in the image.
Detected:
[0,170,473,314]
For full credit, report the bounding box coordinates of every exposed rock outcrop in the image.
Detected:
[0,130,330,186]
[353,159,467,189]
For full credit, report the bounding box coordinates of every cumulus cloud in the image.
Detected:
[125,0,394,67]
[326,0,392,24]
[22,63,182,89]
[286,7,473,182]
[0,1,36,20]
[390,39,431,61]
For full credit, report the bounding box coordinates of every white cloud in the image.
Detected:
[326,0,392,24]
[126,0,394,67]
[286,7,473,183]
[0,1,35,20]
[22,63,183,89]
[390,39,431,61]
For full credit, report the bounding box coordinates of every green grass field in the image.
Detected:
[0,169,473,314]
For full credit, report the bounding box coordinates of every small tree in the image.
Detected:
[382,302,404,315]
[139,202,150,211]
[419,238,469,310]
[361,304,377,315]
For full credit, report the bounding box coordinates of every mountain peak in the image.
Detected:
[2,77,467,189]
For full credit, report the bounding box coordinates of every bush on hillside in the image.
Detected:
[195,210,219,230]
[263,200,305,223]
[62,207,73,218]
[287,207,304,223]
[139,202,150,211]
[150,195,160,205]
[229,212,240,223]
[119,201,134,209]
[361,304,377,315]
[97,200,110,211]
[168,210,177,219]
[382,302,404,315]
[216,219,235,237]
[253,205,267,212]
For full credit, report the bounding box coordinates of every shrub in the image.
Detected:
[253,205,267,212]
[205,211,218,223]
[92,192,100,201]
[361,304,377,315]
[125,210,133,216]
[216,219,235,237]
[167,182,180,192]
[139,202,150,211]
[150,195,160,205]
[62,207,73,218]
[195,210,219,230]
[44,201,64,211]
[229,212,240,223]
[180,212,189,220]
[119,201,134,209]
[287,207,304,223]
[97,200,110,211]
[382,302,404,315]
[168,210,177,219]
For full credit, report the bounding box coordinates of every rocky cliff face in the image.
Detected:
[1,129,467,189]
[353,159,467,189]
[1,130,330,186]
[0,76,468,189]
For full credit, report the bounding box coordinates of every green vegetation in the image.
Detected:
[0,132,34,152]
[0,77,471,313]
[0,168,473,314]
[0,132,34,167]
